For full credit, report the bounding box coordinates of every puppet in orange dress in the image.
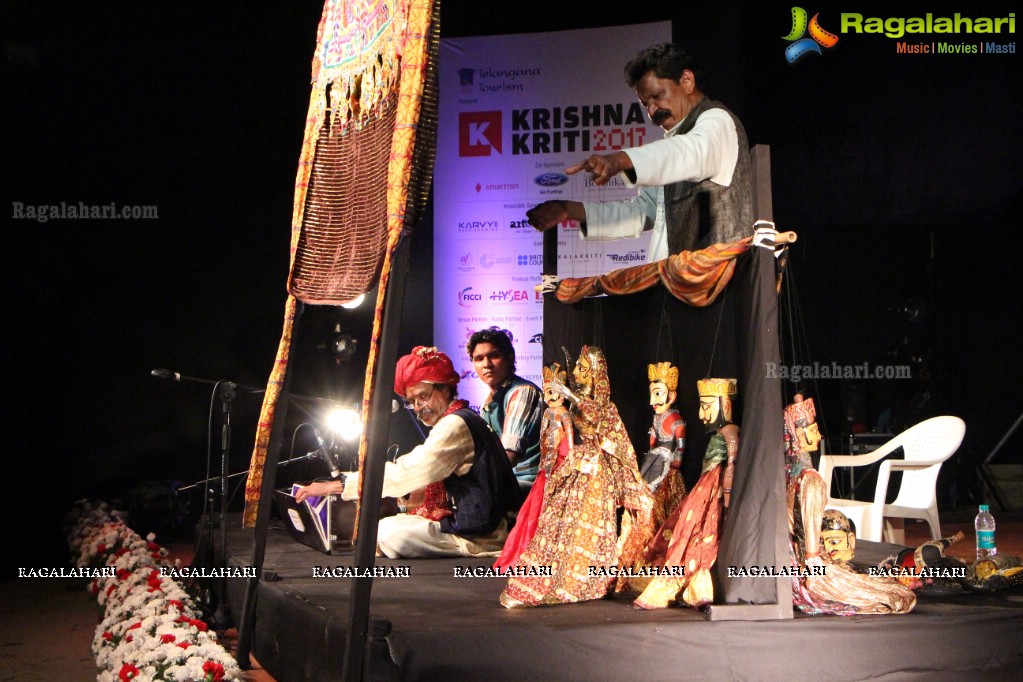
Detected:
[634,378,738,609]
[500,346,652,607]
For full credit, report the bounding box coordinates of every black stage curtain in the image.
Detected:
[542,246,785,605]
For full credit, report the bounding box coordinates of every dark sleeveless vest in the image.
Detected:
[439,408,522,538]
[663,98,753,254]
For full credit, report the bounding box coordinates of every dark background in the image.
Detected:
[3,1,1019,574]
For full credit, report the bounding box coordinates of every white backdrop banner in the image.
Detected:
[435,22,671,410]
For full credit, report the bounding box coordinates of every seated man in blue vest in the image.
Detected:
[466,327,543,492]
[296,346,521,558]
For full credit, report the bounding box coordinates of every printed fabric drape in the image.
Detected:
[553,238,751,306]
[244,0,438,526]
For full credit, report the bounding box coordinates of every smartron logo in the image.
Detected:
[459,111,502,156]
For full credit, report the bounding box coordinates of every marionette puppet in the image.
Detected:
[783,394,916,615]
[634,378,738,609]
[642,362,686,489]
[642,362,688,533]
[494,362,574,571]
[500,347,652,607]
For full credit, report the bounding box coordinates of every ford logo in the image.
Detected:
[533,173,569,187]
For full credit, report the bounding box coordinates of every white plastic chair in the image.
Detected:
[818,416,965,543]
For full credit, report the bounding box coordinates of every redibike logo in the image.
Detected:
[458,287,482,308]
[459,111,502,157]
[607,251,645,263]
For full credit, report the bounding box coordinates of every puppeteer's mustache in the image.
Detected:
[651,109,672,126]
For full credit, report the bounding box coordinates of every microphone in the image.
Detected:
[151,368,181,381]
[312,428,341,479]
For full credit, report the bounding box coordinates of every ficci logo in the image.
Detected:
[783,7,839,63]
[458,287,482,308]
[459,111,502,157]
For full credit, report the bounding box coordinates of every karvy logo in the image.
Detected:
[783,7,839,63]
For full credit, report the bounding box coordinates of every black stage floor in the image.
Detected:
[211,515,1023,682]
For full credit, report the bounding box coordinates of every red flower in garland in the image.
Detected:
[125,635,133,643]
[106,585,117,597]
[160,633,176,644]
[116,569,131,580]
[202,661,226,681]
[102,631,114,641]
[168,599,184,611]
[146,570,163,591]
[114,548,130,558]
[118,663,140,681]
[127,622,142,630]
[176,641,191,649]
[174,616,208,631]
[147,542,160,551]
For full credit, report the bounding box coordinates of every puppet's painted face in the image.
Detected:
[796,420,821,453]
[573,354,593,398]
[698,395,732,431]
[821,529,855,562]
[821,510,856,561]
[650,381,676,415]
[544,383,563,408]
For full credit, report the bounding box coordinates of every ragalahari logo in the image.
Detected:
[783,7,839,63]
[459,111,502,157]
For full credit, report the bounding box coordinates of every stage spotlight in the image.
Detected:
[340,293,365,309]
[326,407,362,442]
[327,324,359,362]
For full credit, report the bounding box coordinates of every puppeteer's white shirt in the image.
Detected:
[579,107,739,262]
[340,412,474,501]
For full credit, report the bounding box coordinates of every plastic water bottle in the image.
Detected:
[975,504,997,561]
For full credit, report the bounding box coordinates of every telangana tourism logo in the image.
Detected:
[782,7,839,63]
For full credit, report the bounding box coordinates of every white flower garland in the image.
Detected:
[67,500,241,682]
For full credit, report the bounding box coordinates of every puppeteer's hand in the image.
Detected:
[526,200,585,232]
[566,151,633,185]
[295,480,342,503]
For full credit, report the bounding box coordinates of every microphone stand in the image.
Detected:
[152,368,351,558]
[150,370,263,624]
[217,381,235,623]
[178,451,331,492]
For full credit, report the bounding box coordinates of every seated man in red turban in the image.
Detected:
[297,346,521,558]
